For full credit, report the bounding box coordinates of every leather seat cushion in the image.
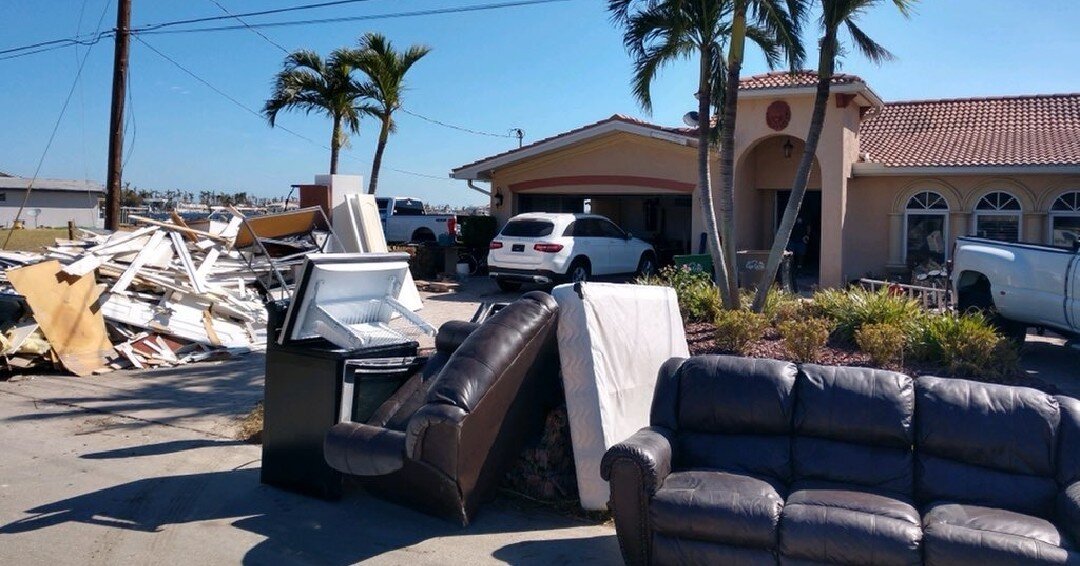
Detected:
[922,502,1076,565]
[651,470,785,549]
[779,482,922,565]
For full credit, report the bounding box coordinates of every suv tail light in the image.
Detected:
[533,243,564,253]
[489,241,504,250]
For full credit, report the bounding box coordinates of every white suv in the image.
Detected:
[488,213,657,291]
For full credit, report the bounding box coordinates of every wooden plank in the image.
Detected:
[170,211,199,242]
[111,230,168,293]
[6,261,114,377]
[170,232,208,294]
[195,248,220,279]
[129,215,228,242]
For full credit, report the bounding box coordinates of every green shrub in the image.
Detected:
[778,317,832,363]
[855,322,907,366]
[458,215,498,249]
[636,265,720,323]
[714,309,768,355]
[914,311,1019,379]
[811,286,924,344]
[744,287,804,326]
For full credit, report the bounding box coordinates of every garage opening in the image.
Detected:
[517,193,692,264]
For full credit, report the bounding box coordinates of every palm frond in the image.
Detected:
[844,18,894,64]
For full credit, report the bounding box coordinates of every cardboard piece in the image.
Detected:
[6,261,114,376]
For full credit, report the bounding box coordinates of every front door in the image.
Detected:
[775,190,822,282]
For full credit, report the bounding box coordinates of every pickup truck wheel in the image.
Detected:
[958,277,1026,345]
[995,317,1027,345]
[495,278,521,292]
[411,228,436,244]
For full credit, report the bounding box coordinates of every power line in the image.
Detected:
[399,108,519,139]
[205,0,291,54]
[2,0,112,247]
[134,36,455,184]
[139,0,380,32]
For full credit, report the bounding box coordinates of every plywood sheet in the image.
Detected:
[6,260,113,376]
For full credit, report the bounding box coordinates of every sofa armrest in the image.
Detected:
[600,426,674,566]
[601,426,674,495]
[1059,482,1080,545]
[405,403,467,475]
[323,422,406,476]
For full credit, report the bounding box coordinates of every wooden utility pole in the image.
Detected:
[104,0,131,231]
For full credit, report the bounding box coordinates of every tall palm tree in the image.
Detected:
[345,33,431,195]
[751,0,913,311]
[610,0,804,309]
[263,48,374,175]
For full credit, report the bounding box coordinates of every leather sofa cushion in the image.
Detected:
[427,291,557,412]
[674,356,797,435]
[922,502,1076,565]
[915,376,1059,477]
[1058,395,1080,485]
[917,454,1058,518]
[653,534,777,566]
[678,432,790,482]
[796,364,914,447]
[780,481,922,566]
[794,436,912,496]
[650,470,785,549]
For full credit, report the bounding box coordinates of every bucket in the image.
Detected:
[456,262,471,282]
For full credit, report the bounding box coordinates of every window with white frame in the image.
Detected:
[1050,191,1080,248]
[904,191,949,265]
[974,191,1021,243]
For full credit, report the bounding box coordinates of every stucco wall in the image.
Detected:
[0,189,102,228]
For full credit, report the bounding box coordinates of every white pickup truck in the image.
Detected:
[376,197,457,245]
[952,236,1080,340]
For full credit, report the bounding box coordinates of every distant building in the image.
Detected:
[0,174,105,228]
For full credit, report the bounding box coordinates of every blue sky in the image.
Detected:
[2,0,1078,206]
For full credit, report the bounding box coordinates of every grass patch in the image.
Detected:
[0,228,70,252]
[236,401,263,443]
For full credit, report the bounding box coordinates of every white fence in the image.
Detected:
[859,278,950,312]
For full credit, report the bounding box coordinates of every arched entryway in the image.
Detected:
[734,135,824,285]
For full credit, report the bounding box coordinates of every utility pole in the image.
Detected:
[104,0,131,230]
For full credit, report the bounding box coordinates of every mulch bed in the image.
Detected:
[685,322,1063,395]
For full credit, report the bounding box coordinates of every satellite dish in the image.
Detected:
[682,111,700,127]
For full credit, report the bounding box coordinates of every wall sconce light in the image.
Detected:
[494,189,504,208]
[783,138,794,159]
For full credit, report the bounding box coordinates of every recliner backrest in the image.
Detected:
[915,376,1061,517]
[657,356,797,482]
[793,364,914,496]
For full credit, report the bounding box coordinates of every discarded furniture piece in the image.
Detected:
[552,282,688,510]
[234,206,341,296]
[331,193,422,311]
[262,253,431,500]
[323,291,561,525]
[602,356,1080,565]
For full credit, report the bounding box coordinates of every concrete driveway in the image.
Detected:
[0,279,619,565]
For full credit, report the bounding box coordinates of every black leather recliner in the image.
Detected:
[324,291,560,525]
[601,355,1080,565]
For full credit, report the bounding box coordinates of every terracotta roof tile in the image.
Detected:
[861,94,1080,167]
[738,70,863,90]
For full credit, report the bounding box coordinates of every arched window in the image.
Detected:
[973,191,1021,243]
[904,191,949,265]
[1050,191,1080,247]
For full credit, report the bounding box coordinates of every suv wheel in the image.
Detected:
[495,278,522,292]
[567,259,590,283]
[637,253,657,277]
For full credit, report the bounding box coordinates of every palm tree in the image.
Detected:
[263,48,374,175]
[610,0,804,309]
[751,0,913,311]
[346,33,431,195]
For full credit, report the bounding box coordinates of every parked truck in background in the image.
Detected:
[376,197,457,245]
[951,236,1080,341]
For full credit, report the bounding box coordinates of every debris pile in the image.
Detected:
[0,212,273,375]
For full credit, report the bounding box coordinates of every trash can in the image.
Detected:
[736,250,793,291]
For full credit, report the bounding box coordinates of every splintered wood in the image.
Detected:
[0,214,270,375]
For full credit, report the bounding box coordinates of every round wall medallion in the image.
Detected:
[766,100,791,131]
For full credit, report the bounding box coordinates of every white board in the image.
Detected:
[553,282,690,510]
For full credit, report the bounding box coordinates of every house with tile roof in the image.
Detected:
[451,72,1080,287]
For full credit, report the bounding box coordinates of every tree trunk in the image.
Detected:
[751,32,837,312]
[715,7,747,308]
[368,116,391,195]
[696,43,735,310]
[329,114,342,174]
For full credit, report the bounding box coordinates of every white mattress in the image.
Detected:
[553,282,690,510]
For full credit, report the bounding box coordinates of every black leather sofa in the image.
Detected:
[323,291,560,525]
[601,355,1080,565]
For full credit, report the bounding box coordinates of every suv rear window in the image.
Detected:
[501,220,554,237]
